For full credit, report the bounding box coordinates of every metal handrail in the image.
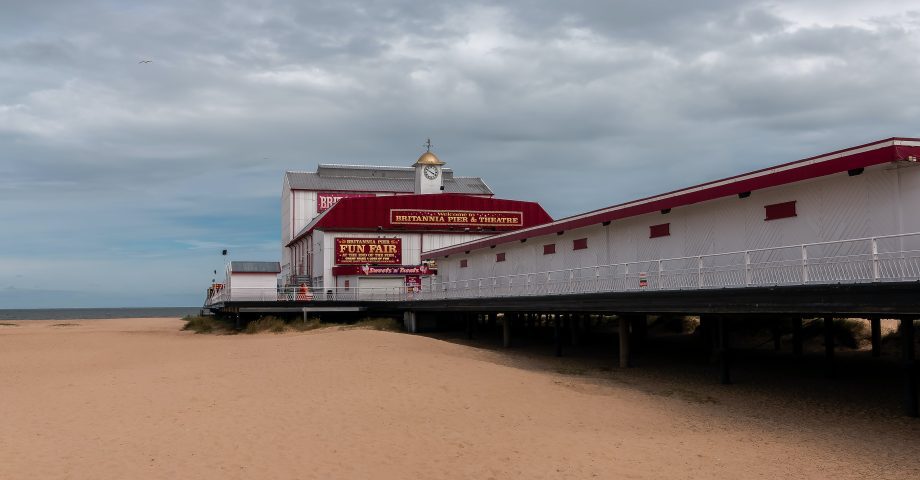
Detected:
[204,232,920,305]
[423,231,920,300]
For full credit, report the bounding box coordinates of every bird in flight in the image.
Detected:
[138,60,152,64]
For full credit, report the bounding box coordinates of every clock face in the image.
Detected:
[423,165,439,180]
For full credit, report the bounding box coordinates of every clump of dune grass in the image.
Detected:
[349,317,402,332]
[181,315,232,334]
[833,318,869,349]
[244,316,287,334]
[287,318,326,332]
[51,323,80,327]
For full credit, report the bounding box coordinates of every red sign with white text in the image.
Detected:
[389,209,524,227]
[334,238,402,265]
[331,265,435,276]
[317,193,374,213]
[405,275,421,292]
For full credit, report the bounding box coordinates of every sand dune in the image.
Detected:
[0,318,917,479]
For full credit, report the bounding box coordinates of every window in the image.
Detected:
[496,253,506,262]
[573,238,588,250]
[344,280,350,289]
[764,201,797,221]
[649,223,670,238]
[543,244,556,255]
[460,259,468,268]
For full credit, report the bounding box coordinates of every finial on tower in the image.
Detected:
[414,138,444,166]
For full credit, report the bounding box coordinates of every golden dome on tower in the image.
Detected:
[415,151,444,165]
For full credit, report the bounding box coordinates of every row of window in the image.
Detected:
[460,238,590,266]
[650,201,797,238]
[459,201,798,267]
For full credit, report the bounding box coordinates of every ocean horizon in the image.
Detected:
[0,307,201,321]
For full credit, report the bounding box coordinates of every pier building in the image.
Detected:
[281,148,552,296]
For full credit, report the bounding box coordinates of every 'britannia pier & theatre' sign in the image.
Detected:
[390,209,523,227]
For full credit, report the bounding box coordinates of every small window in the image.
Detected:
[460,259,468,268]
[649,223,670,238]
[344,280,350,289]
[496,252,506,262]
[543,244,556,255]
[765,201,797,221]
[573,238,588,250]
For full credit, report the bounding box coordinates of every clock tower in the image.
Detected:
[414,141,445,194]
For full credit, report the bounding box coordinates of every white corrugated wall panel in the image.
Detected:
[431,164,920,290]
[421,233,491,253]
[896,164,920,234]
[312,231,325,288]
[292,191,317,238]
[866,166,900,237]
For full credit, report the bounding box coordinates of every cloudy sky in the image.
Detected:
[2,1,919,308]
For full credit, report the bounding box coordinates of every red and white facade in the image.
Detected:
[425,138,920,292]
[282,152,552,295]
[288,193,553,294]
[281,158,494,283]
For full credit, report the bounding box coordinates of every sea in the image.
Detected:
[0,307,202,321]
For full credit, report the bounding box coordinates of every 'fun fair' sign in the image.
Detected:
[334,238,402,265]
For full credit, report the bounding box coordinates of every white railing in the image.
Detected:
[206,286,417,305]
[420,232,920,300]
[204,232,920,305]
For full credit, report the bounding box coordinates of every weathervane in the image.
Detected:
[424,138,432,152]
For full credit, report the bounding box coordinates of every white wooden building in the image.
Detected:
[283,151,553,296]
[281,152,494,284]
[424,138,920,295]
[222,261,282,302]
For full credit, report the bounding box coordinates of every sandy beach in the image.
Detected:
[1,317,918,479]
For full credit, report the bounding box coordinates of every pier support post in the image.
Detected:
[466,313,474,340]
[718,317,731,385]
[772,323,782,351]
[569,314,579,347]
[618,316,630,368]
[901,318,918,417]
[871,316,882,358]
[404,311,417,333]
[793,317,804,356]
[502,313,512,348]
[824,316,835,379]
[554,315,563,357]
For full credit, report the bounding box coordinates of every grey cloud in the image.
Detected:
[2,1,919,305]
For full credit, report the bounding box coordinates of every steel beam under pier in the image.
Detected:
[399,283,920,316]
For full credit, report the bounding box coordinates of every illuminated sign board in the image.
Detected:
[317,193,374,213]
[334,238,401,265]
[389,209,523,227]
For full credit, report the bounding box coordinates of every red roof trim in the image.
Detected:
[426,138,920,258]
